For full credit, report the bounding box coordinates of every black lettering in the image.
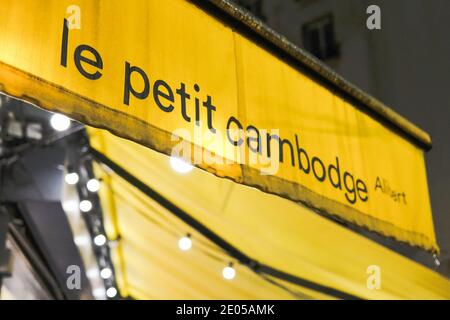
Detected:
[153,79,174,112]
[374,177,383,191]
[266,133,295,166]
[60,19,69,67]
[356,179,368,202]
[392,192,399,202]
[401,192,407,204]
[312,157,326,182]
[328,157,342,189]
[344,172,357,204]
[295,134,310,174]
[194,84,200,125]
[226,116,243,146]
[74,44,103,80]
[246,125,261,153]
[176,83,191,122]
[123,62,150,105]
[202,95,216,133]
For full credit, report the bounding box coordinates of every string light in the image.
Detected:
[433,254,441,267]
[92,287,106,299]
[100,267,113,279]
[73,234,91,247]
[87,178,101,192]
[178,234,192,251]
[61,136,117,301]
[79,200,93,213]
[222,263,236,280]
[94,234,107,246]
[86,268,100,279]
[64,172,79,185]
[62,200,78,212]
[50,113,71,131]
[106,287,118,298]
[170,156,193,173]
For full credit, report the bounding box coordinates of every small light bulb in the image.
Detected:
[106,287,117,298]
[222,264,236,280]
[73,234,90,247]
[178,235,192,251]
[94,234,107,246]
[170,157,193,173]
[79,200,92,212]
[50,113,71,131]
[100,267,113,279]
[64,172,79,185]
[92,287,106,299]
[433,254,441,267]
[62,200,78,212]
[87,178,100,192]
[86,268,99,279]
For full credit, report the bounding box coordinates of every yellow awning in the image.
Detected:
[0,0,438,252]
[89,128,450,299]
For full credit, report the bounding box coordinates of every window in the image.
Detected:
[302,15,340,61]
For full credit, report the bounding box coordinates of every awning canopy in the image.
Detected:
[89,128,450,299]
[0,0,438,252]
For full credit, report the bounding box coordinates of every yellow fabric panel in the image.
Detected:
[233,34,436,252]
[0,0,437,251]
[90,128,450,299]
[95,162,314,299]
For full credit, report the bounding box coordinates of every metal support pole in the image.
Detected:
[0,207,12,295]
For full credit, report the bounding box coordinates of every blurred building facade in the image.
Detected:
[235,0,450,276]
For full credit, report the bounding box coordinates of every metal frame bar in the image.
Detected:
[7,213,65,300]
[0,208,11,293]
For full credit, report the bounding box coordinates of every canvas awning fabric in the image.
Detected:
[88,128,450,300]
[0,0,439,252]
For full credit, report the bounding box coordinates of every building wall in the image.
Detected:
[235,0,450,276]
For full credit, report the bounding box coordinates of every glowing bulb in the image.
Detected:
[73,234,90,247]
[87,178,100,192]
[100,267,112,279]
[62,200,78,212]
[170,157,193,173]
[178,235,192,251]
[222,265,236,280]
[106,287,117,298]
[64,172,79,185]
[79,200,92,212]
[86,268,99,279]
[94,234,107,246]
[433,254,441,267]
[50,113,71,131]
[92,287,106,299]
